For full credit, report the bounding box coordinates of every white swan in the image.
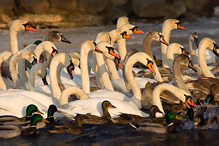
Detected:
[152,83,195,117]
[9,49,37,89]
[161,19,187,68]
[58,86,149,118]
[9,19,36,54]
[33,53,74,100]
[166,43,188,71]
[198,38,219,78]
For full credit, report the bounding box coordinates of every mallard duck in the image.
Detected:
[49,114,84,134]
[129,104,184,134]
[0,104,43,125]
[80,100,116,125]
[0,114,49,138]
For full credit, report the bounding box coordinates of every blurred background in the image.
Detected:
[0,0,219,28]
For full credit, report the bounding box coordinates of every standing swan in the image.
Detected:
[161,19,187,68]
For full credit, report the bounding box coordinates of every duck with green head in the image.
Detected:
[0,104,43,125]
[0,114,49,138]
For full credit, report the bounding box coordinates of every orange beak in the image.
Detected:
[114,58,123,69]
[186,98,197,108]
[95,46,103,53]
[160,36,169,46]
[109,50,120,59]
[25,24,36,32]
[134,28,144,34]
[123,34,132,39]
[177,24,187,30]
[147,62,156,75]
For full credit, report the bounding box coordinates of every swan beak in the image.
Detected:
[51,47,58,57]
[159,36,169,46]
[134,28,144,34]
[123,33,132,39]
[147,62,156,75]
[42,118,50,123]
[114,57,123,69]
[188,63,197,72]
[42,75,48,85]
[67,60,74,79]
[186,97,197,108]
[109,49,120,59]
[37,110,44,115]
[114,41,117,43]
[213,44,219,57]
[24,23,36,32]
[182,50,189,56]
[61,35,71,44]
[95,46,103,53]
[177,23,187,30]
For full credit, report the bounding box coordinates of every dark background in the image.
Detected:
[0,0,219,28]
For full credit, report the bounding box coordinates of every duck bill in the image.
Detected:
[110,105,117,108]
[123,34,132,39]
[109,50,120,59]
[186,99,197,108]
[61,35,71,44]
[160,37,169,46]
[37,110,44,115]
[114,58,123,69]
[175,115,183,120]
[95,46,103,53]
[56,109,61,113]
[134,29,144,34]
[42,118,50,123]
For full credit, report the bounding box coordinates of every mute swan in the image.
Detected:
[33,53,74,100]
[198,38,219,78]
[9,19,36,54]
[161,19,187,68]
[143,30,169,82]
[152,83,197,117]
[9,49,37,89]
[166,43,189,71]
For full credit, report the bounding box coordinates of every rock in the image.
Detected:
[165,1,186,18]
[111,0,128,7]
[0,0,15,22]
[132,0,166,17]
[50,0,77,13]
[78,0,110,15]
[16,0,49,14]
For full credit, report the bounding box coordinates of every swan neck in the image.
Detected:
[161,24,171,68]
[10,28,18,54]
[117,39,127,63]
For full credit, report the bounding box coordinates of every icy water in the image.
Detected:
[0,14,219,144]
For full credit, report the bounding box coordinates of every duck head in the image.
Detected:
[26,104,43,118]
[47,105,61,118]
[149,105,164,118]
[30,114,50,127]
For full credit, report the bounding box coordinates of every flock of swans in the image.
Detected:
[0,16,218,138]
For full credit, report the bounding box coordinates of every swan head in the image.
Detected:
[146,58,156,75]
[164,19,187,30]
[109,29,132,44]
[119,24,144,35]
[145,30,169,46]
[30,114,50,127]
[26,104,43,117]
[180,47,189,56]
[95,32,110,43]
[212,42,219,57]
[20,50,37,65]
[189,32,199,48]
[97,41,121,59]
[45,31,71,44]
[114,57,123,69]
[117,16,129,28]
[10,19,36,32]
[173,54,197,72]
[83,40,102,53]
